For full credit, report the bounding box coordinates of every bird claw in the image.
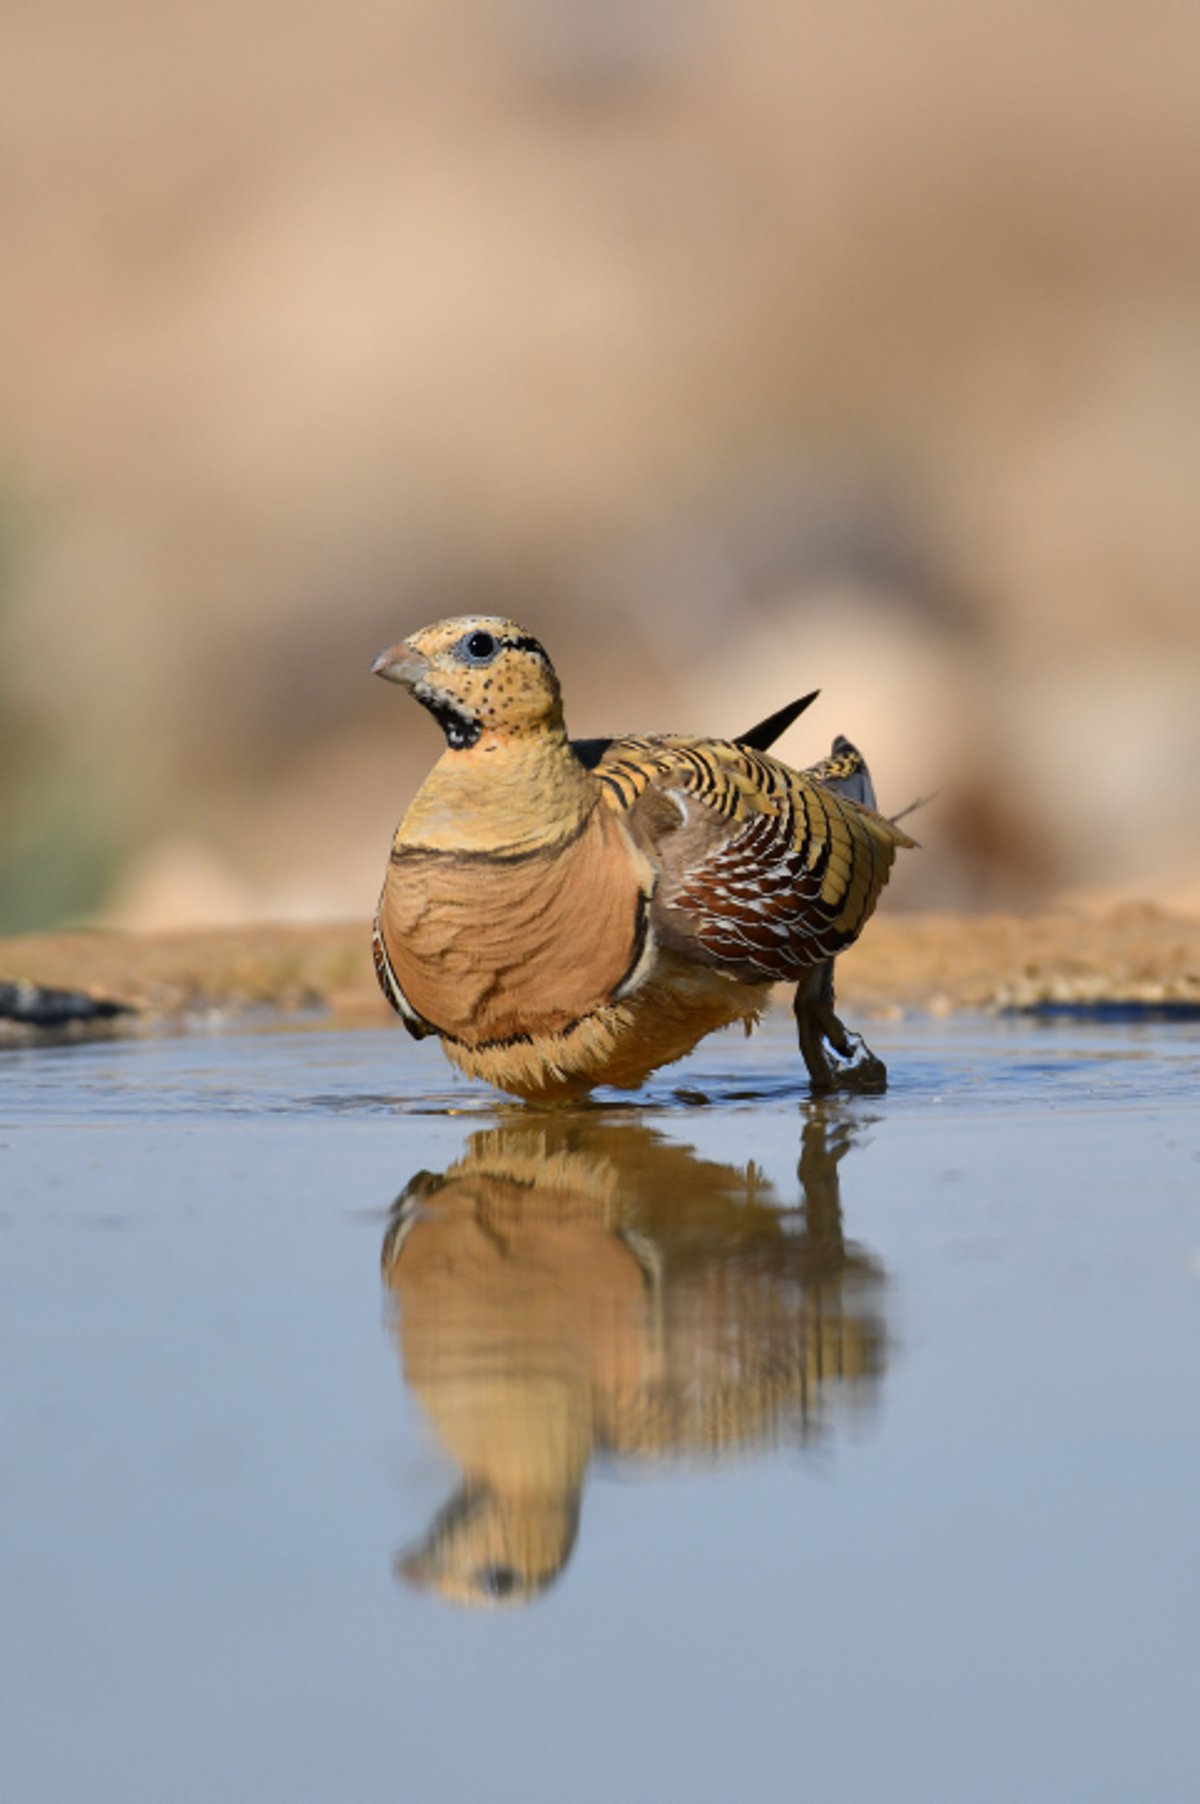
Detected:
[815,1030,888,1095]
[797,1002,888,1094]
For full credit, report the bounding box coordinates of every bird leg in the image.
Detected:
[793,960,888,1094]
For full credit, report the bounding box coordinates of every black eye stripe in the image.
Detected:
[503,633,548,661]
[454,629,550,667]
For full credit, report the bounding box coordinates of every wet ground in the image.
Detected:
[3,1013,1199,1802]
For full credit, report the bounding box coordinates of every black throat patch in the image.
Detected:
[421,691,481,749]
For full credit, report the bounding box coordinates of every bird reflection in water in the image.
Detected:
[381,1110,886,1608]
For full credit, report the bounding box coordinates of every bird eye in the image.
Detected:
[474,1564,519,1598]
[460,630,498,664]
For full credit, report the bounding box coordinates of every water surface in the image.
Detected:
[3,1015,1198,1802]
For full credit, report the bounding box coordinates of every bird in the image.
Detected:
[371,616,914,1103]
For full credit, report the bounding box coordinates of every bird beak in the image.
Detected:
[392,1546,434,1590]
[371,641,429,686]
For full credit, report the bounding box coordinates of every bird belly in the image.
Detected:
[440,955,773,1103]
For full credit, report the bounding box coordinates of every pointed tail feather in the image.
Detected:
[736,690,820,751]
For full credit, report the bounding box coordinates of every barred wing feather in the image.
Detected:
[595,736,912,983]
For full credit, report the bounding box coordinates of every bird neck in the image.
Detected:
[396,725,601,855]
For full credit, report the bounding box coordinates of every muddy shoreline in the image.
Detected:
[3,903,1198,1044]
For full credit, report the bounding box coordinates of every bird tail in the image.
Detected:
[810,736,924,848]
[735,690,820,751]
[889,791,936,829]
[807,734,878,809]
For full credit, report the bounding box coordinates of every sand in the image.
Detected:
[3,902,1198,1043]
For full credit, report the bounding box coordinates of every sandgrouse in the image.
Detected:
[372,617,913,1102]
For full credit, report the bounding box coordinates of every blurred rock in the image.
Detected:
[2,0,1198,926]
[102,839,268,932]
[0,978,132,1030]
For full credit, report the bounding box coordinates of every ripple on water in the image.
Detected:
[1,1010,1198,1123]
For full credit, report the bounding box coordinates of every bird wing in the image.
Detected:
[593,736,913,981]
[570,690,819,771]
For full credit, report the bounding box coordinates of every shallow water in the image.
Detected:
[3,1013,1199,1803]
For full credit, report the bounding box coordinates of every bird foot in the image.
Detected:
[814,1029,888,1095]
[797,1005,888,1094]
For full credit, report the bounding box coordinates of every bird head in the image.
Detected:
[371,616,563,749]
[394,1480,580,1610]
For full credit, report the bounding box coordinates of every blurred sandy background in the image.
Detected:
[2,0,1198,937]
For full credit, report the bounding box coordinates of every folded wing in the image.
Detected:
[595,736,913,983]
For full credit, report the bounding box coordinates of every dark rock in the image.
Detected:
[0,980,134,1028]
